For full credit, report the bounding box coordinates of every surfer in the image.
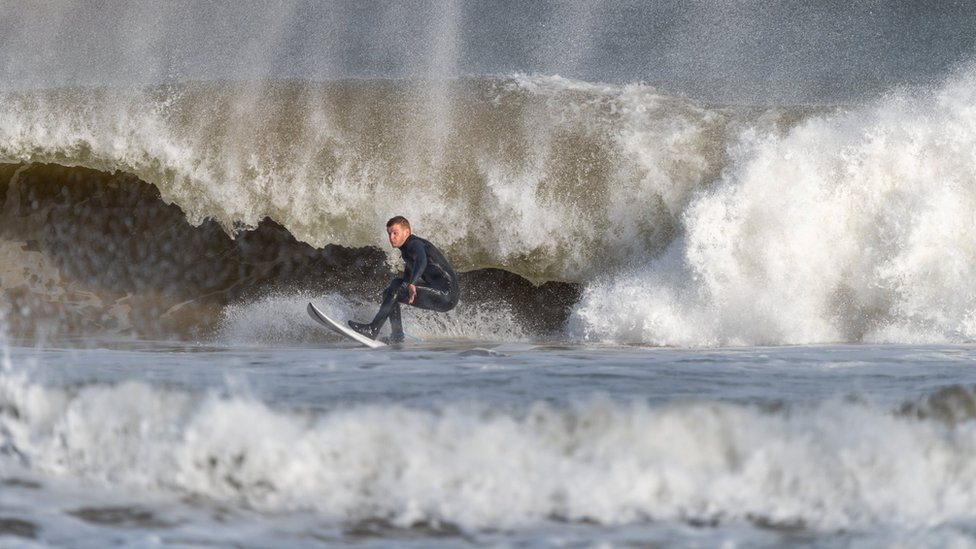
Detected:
[348,216,459,342]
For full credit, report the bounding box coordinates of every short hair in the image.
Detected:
[386,216,411,230]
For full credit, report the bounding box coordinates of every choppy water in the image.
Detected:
[5,342,976,548]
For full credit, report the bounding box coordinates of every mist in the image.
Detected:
[3,1,975,103]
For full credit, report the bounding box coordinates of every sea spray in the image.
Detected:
[572,65,976,346]
[217,291,530,345]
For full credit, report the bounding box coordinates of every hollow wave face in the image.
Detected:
[571,64,976,346]
[0,163,577,342]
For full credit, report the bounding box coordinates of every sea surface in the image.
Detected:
[6,341,976,548]
[3,1,976,547]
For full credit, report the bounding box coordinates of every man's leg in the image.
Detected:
[387,300,404,341]
[410,284,458,313]
[349,278,407,339]
[350,280,457,340]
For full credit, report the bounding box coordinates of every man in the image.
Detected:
[348,216,459,342]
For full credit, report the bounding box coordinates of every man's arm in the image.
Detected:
[404,239,428,285]
[403,238,428,304]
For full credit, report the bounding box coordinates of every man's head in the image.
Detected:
[386,216,411,248]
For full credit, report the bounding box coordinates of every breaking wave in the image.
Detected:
[571,64,976,346]
[2,66,976,345]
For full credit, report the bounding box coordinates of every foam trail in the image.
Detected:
[572,64,976,346]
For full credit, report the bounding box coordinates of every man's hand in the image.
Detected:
[408,284,417,304]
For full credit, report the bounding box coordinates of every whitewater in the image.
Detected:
[4,1,976,547]
[7,342,976,548]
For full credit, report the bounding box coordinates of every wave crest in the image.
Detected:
[0,77,773,283]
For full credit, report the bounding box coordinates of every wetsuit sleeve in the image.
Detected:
[404,238,427,286]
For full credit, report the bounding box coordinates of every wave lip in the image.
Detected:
[0,76,770,284]
[4,373,976,531]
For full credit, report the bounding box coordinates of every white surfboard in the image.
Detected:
[307,302,387,349]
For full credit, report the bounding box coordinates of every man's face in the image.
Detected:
[387,223,410,248]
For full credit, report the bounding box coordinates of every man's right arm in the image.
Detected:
[403,238,428,286]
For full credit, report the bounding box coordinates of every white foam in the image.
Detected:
[3,374,976,531]
[573,64,976,346]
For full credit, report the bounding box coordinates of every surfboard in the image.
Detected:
[307,302,387,349]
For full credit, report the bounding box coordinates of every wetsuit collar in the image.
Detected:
[398,233,417,249]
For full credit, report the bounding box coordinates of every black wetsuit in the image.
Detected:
[356,234,459,339]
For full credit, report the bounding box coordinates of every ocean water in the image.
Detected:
[3,1,976,547]
[6,342,976,548]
